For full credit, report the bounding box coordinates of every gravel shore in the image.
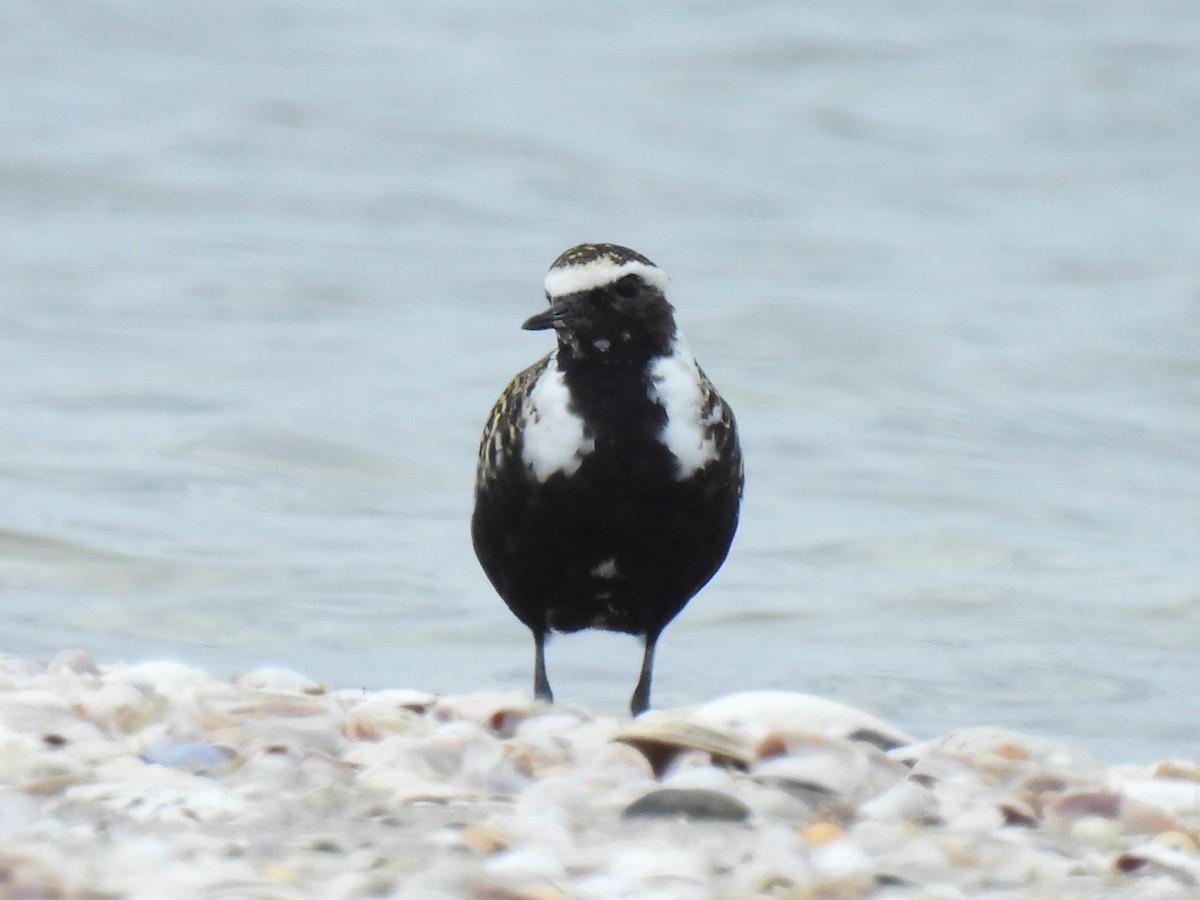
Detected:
[1,650,1197,898]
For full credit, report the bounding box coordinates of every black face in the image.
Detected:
[523,272,676,364]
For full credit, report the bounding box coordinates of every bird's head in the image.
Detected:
[523,243,677,363]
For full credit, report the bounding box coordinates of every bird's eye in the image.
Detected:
[613,274,641,298]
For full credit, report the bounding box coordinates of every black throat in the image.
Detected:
[555,338,675,474]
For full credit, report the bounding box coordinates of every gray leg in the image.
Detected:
[533,630,553,704]
[630,632,658,716]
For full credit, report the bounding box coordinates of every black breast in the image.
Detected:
[471,355,742,640]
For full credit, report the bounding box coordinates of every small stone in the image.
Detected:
[801,820,843,844]
[140,741,237,770]
[508,885,573,900]
[461,824,510,853]
[1152,761,1200,782]
[47,649,100,676]
[1153,830,1198,853]
[622,787,750,821]
[1069,815,1123,849]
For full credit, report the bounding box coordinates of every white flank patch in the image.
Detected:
[590,558,619,579]
[648,334,720,479]
[521,357,595,481]
[544,258,670,299]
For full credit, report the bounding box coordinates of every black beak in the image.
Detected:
[521,304,563,331]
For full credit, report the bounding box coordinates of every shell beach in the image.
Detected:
[1,650,1198,898]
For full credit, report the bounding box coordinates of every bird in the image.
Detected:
[471,243,743,716]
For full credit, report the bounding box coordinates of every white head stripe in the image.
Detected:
[544,259,670,299]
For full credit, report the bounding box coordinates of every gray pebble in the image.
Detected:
[623,788,750,822]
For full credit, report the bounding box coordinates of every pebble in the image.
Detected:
[0,649,1197,897]
[622,787,751,821]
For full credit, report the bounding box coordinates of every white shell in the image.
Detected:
[0,650,1195,898]
[692,690,915,748]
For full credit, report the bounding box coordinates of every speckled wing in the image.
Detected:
[697,366,744,500]
[474,353,551,490]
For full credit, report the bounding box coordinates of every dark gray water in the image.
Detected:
[3,1,1198,762]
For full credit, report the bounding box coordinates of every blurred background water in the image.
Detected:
[2,1,1197,763]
